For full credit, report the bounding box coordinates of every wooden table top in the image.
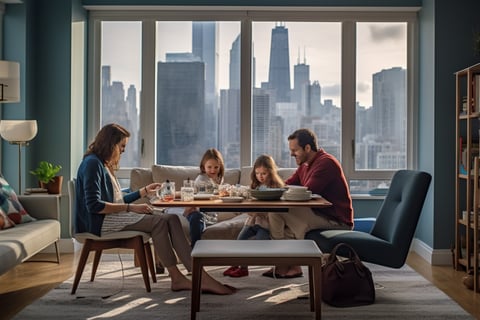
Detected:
[150,196,331,212]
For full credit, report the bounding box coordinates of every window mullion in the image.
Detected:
[140,19,156,167]
[341,20,356,182]
[240,18,252,167]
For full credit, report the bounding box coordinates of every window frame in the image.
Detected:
[87,7,419,184]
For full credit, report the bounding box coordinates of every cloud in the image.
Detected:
[357,81,370,93]
[369,25,404,43]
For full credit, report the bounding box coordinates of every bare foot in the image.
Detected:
[285,266,303,277]
[201,271,236,295]
[171,276,192,292]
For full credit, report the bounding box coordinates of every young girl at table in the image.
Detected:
[223,154,285,277]
[183,148,225,247]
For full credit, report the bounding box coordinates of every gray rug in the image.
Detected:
[14,255,473,320]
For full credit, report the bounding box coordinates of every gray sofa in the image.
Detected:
[0,195,61,276]
[129,165,296,242]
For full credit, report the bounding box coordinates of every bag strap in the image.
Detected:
[327,243,369,278]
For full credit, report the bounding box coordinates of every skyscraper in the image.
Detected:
[267,24,291,103]
[219,34,241,167]
[293,54,310,115]
[156,59,206,165]
[192,22,219,146]
[372,67,406,148]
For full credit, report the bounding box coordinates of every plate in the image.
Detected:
[220,196,244,203]
[282,195,312,201]
[194,193,214,200]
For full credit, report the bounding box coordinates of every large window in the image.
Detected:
[89,9,418,193]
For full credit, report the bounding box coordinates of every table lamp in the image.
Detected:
[0,120,38,193]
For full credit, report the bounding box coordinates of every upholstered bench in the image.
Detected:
[190,239,323,320]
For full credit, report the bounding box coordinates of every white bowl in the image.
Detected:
[286,185,309,193]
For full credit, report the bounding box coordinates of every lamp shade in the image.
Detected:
[0,120,38,142]
[0,61,20,103]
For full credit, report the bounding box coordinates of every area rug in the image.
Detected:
[14,254,473,320]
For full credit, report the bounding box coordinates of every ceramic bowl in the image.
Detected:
[286,185,309,193]
[250,188,286,200]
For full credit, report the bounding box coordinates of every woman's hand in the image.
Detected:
[129,203,154,214]
[144,183,162,197]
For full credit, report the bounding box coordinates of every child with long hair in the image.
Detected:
[223,154,285,277]
[183,148,225,247]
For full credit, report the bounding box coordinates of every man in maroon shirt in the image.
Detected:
[265,128,353,278]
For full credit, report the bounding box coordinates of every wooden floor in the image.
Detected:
[1,251,479,319]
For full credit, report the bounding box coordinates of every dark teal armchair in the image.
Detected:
[307,170,431,268]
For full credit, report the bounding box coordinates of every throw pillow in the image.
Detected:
[0,176,36,224]
[0,209,15,230]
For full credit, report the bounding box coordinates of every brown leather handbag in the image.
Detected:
[322,243,375,307]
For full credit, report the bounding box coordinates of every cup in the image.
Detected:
[180,186,195,202]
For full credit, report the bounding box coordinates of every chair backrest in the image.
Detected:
[370,170,431,253]
[68,179,76,236]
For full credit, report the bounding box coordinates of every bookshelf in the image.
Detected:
[455,63,480,292]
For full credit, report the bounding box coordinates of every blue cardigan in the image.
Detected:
[74,154,141,236]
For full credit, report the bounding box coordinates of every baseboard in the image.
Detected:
[411,238,453,266]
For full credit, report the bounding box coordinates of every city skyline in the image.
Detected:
[102,21,406,109]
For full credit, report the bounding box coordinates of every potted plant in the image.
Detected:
[30,161,63,194]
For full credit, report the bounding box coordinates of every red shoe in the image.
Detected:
[223,266,239,276]
[229,267,249,277]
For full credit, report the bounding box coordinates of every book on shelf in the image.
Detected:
[459,138,479,171]
[462,211,480,223]
[476,75,480,113]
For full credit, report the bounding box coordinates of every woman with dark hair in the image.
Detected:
[74,123,235,295]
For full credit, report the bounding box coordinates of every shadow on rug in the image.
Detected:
[14,255,473,320]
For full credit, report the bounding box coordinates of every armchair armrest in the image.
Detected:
[18,195,61,221]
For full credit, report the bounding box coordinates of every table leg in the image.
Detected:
[313,262,322,320]
[191,259,203,320]
[308,265,315,311]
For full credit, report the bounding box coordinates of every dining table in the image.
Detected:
[150,195,332,212]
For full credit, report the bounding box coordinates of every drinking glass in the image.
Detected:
[181,186,195,202]
[161,181,175,202]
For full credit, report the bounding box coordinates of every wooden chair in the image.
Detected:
[307,170,431,268]
[68,180,157,294]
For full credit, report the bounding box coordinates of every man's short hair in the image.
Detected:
[288,128,318,152]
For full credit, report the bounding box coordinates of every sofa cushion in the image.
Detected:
[152,165,200,187]
[0,175,36,224]
[130,167,155,192]
[152,164,241,187]
[0,219,60,276]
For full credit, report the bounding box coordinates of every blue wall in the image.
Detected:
[4,0,480,253]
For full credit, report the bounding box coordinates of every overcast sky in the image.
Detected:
[102,21,406,109]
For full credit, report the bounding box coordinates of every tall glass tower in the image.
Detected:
[268,23,291,103]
